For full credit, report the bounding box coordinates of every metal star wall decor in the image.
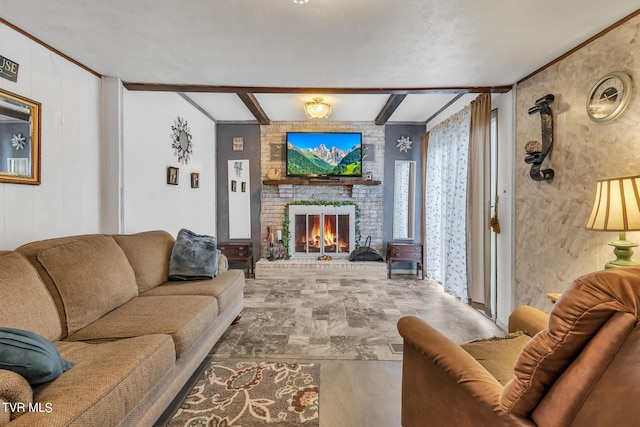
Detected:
[11,133,26,150]
[396,135,413,153]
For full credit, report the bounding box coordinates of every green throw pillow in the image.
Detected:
[0,327,74,385]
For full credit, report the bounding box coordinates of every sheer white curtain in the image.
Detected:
[424,106,471,302]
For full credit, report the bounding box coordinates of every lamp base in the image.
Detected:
[605,236,639,269]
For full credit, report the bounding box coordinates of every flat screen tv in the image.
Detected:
[286,132,362,178]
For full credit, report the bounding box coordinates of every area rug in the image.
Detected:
[167,359,319,426]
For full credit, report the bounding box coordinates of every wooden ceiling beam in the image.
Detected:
[375,94,407,125]
[425,93,465,125]
[237,92,270,125]
[122,83,513,95]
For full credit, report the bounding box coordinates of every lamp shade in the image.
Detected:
[586,175,640,231]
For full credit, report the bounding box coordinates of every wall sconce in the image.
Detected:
[585,175,640,269]
[304,97,332,119]
[525,94,555,181]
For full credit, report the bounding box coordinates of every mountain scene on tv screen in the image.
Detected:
[287,142,361,176]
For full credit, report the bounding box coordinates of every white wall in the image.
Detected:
[122,91,217,237]
[493,90,515,329]
[0,22,101,249]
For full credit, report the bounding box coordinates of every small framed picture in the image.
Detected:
[241,181,247,192]
[232,136,244,152]
[231,180,237,192]
[365,171,373,181]
[270,143,283,160]
[363,144,375,161]
[167,167,179,185]
[191,172,199,188]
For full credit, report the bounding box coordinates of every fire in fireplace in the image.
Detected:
[288,205,356,257]
[294,214,351,254]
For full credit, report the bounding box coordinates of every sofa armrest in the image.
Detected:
[397,316,534,427]
[218,253,229,274]
[0,370,33,425]
[508,306,548,336]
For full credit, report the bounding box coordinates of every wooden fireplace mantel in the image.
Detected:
[263,179,381,186]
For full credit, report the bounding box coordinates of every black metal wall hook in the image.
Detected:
[526,94,555,181]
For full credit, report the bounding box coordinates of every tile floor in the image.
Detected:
[211,276,504,361]
[206,274,505,427]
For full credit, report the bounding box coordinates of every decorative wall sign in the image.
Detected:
[167,166,179,185]
[270,143,284,160]
[363,144,375,161]
[232,136,244,152]
[0,55,19,82]
[233,160,243,177]
[191,172,199,188]
[170,116,192,164]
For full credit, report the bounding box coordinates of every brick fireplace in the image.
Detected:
[260,121,385,260]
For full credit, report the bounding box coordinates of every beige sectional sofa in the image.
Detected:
[0,230,244,426]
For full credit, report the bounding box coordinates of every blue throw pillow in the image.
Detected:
[0,327,74,385]
[169,228,220,280]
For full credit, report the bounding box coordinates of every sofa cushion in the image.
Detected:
[0,251,61,342]
[35,236,139,336]
[66,295,218,357]
[141,269,245,313]
[168,228,219,280]
[113,230,174,292]
[0,328,74,385]
[8,335,175,426]
[461,332,531,385]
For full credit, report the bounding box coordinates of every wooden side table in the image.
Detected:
[218,242,253,278]
[386,243,424,279]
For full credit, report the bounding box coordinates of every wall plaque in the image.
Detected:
[0,55,19,82]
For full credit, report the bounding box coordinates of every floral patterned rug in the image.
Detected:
[168,359,319,426]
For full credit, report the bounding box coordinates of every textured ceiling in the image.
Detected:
[1,0,639,122]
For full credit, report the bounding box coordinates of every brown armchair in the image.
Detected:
[397,266,640,426]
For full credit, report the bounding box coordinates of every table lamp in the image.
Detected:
[585,175,640,269]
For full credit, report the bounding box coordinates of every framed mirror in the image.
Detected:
[393,160,416,240]
[0,88,41,185]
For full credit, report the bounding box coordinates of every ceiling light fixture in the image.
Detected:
[304,97,332,119]
[293,0,309,4]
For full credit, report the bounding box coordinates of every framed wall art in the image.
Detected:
[167,166,179,185]
[232,136,244,152]
[191,172,199,188]
[270,143,284,160]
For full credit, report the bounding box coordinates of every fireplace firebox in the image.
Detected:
[288,205,356,257]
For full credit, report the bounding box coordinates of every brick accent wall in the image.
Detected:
[260,121,385,259]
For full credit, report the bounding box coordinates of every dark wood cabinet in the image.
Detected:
[218,242,253,278]
[386,243,424,279]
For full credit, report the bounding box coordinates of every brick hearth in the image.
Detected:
[254,258,387,280]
